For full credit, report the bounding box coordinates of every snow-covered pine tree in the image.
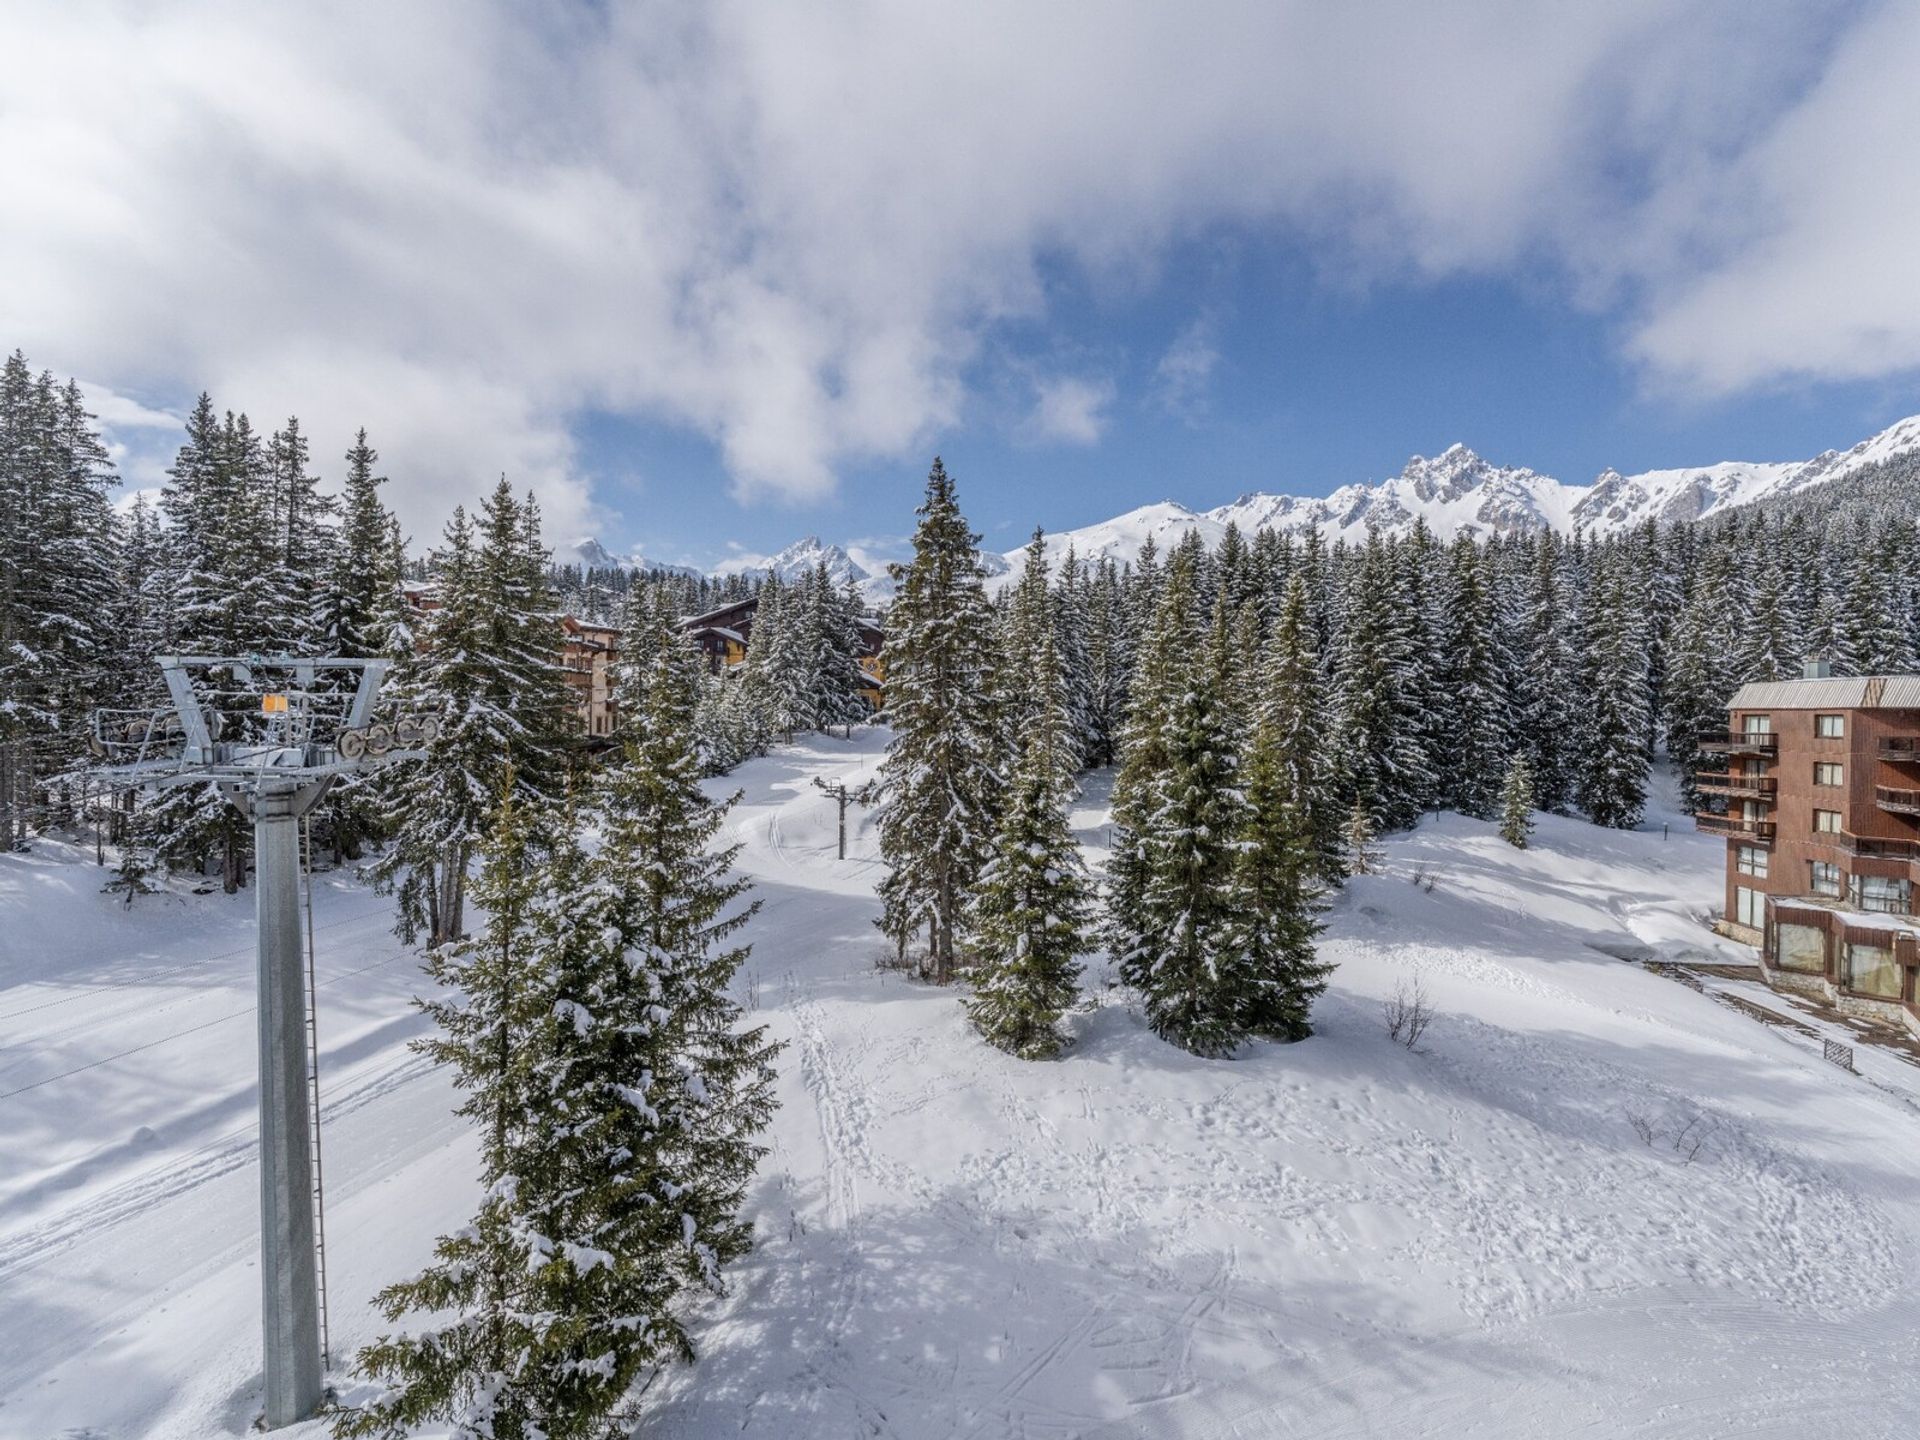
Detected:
[1737,552,1801,684]
[373,485,568,946]
[1229,603,1333,1042]
[320,430,403,659]
[1105,544,1200,971]
[1052,546,1096,770]
[1439,536,1512,818]
[337,785,563,1439]
[1577,566,1652,829]
[146,400,264,888]
[1499,755,1535,849]
[314,431,406,859]
[738,575,805,741]
[0,357,123,846]
[1344,799,1382,876]
[872,458,1001,982]
[1330,534,1431,833]
[264,415,337,654]
[1394,524,1448,818]
[1662,569,1738,811]
[1837,526,1915,675]
[965,604,1090,1058]
[992,530,1056,752]
[1515,538,1577,814]
[1266,573,1345,883]
[1080,556,1130,769]
[805,560,868,735]
[516,582,776,1420]
[1119,591,1257,1057]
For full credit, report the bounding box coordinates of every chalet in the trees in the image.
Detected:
[1701,665,1920,1032]
[402,582,622,738]
[683,596,887,709]
[560,615,621,738]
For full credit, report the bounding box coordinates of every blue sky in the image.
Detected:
[7,3,1919,571]
[578,233,1919,568]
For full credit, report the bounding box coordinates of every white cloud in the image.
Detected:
[1152,318,1220,421]
[1024,375,1115,447]
[0,1,1906,544]
[1621,3,1920,394]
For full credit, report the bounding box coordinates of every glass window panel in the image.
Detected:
[1847,942,1901,998]
[1776,923,1827,973]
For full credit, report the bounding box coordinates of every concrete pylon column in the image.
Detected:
[250,779,325,1427]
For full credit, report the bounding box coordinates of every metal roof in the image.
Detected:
[1728,675,1920,710]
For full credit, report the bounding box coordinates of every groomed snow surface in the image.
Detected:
[4,731,1920,1438]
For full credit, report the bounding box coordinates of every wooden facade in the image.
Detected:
[682,596,886,710]
[559,616,620,739]
[400,583,621,740]
[1701,672,1920,1033]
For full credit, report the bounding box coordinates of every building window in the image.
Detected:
[1814,762,1844,787]
[1845,941,1901,998]
[1813,809,1841,833]
[1815,714,1845,738]
[1742,714,1772,735]
[1736,845,1769,878]
[1849,874,1913,915]
[1809,861,1843,896]
[1735,885,1763,928]
[1776,921,1826,973]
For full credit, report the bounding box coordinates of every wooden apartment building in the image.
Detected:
[400,582,622,739]
[682,596,887,710]
[1699,667,1920,1032]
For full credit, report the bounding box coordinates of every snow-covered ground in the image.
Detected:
[4,733,1920,1438]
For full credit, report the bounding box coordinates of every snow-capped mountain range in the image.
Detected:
[555,536,701,577]
[991,412,1920,584]
[565,412,1920,601]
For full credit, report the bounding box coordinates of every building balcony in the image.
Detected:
[1698,730,1779,757]
[1695,812,1777,843]
[1880,735,1920,766]
[1695,774,1778,801]
[1875,785,1920,817]
[1834,832,1920,862]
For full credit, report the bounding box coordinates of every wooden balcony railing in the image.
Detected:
[1836,832,1920,861]
[1695,812,1777,843]
[1695,774,1778,800]
[1874,785,1920,817]
[1879,736,1920,765]
[1698,731,1779,756]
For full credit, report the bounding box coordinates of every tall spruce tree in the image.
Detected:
[1439,536,1512,818]
[1499,756,1536,848]
[965,616,1090,1059]
[345,602,776,1439]
[1578,568,1652,829]
[1116,591,1257,1056]
[1229,604,1333,1041]
[374,486,568,945]
[872,459,1001,982]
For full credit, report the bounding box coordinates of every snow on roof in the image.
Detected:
[1729,675,1920,710]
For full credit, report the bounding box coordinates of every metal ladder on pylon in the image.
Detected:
[301,817,333,1372]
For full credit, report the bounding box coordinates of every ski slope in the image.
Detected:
[4,733,1919,1437]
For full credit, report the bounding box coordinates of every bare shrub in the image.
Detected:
[1408,867,1437,895]
[1384,976,1434,1049]
[1622,1105,1721,1163]
[1670,1113,1720,1164]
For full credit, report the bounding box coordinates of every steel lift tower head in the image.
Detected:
[89,655,431,1428]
